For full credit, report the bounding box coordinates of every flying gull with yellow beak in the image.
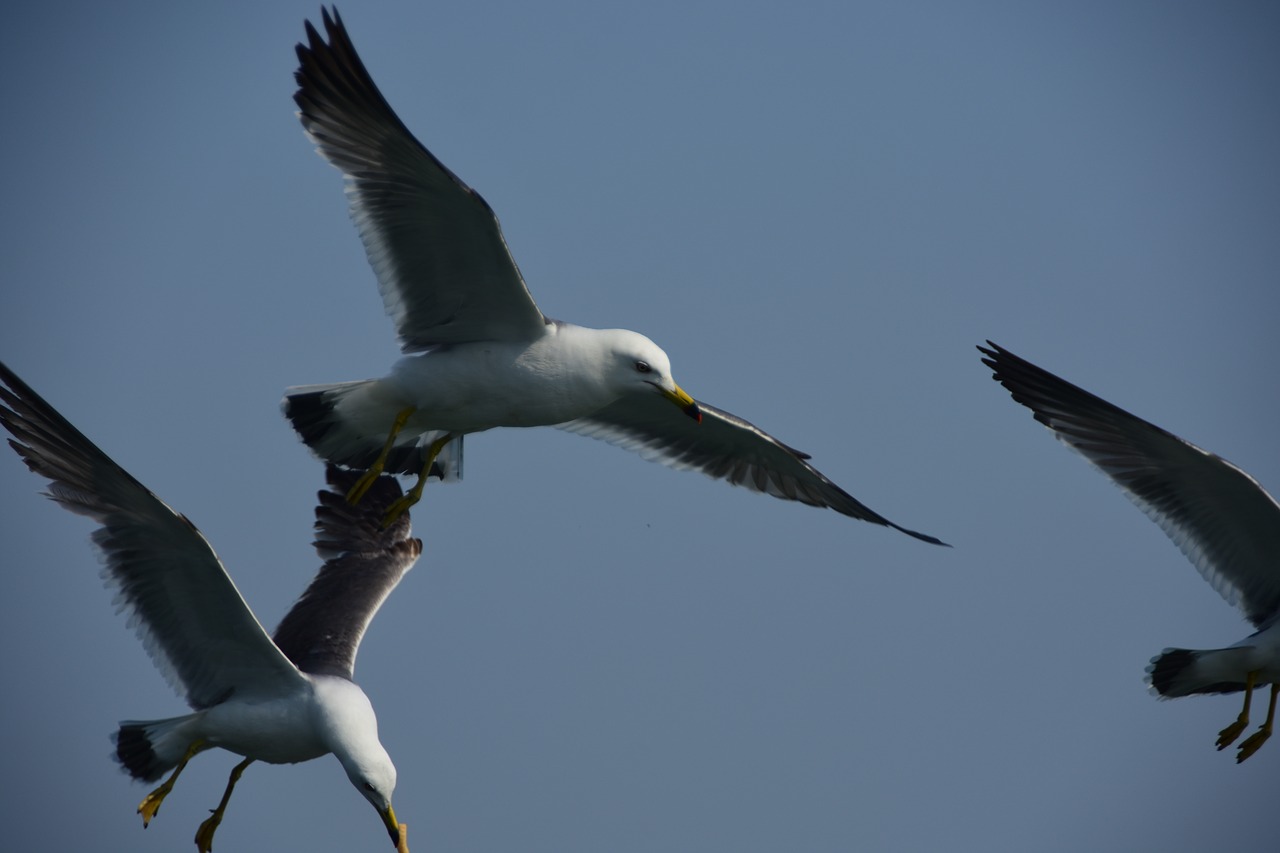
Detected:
[282,8,944,545]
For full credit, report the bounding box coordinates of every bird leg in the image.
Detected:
[1235,682,1279,763]
[1216,670,1257,750]
[346,407,418,505]
[137,739,208,827]
[381,433,452,527]
[193,756,254,853]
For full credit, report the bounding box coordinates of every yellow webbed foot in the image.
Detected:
[1236,727,1271,763]
[381,494,418,528]
[1216,715,1249,750]
[1236,683,1279,763]
[137,739,206,827]
[346,466,385,505]
[1215,670,1257,751]
[379,434,452,527]
[137,786,170,827]
[194,756,253,852]
[194,811,222,853]
[348,407,418,506]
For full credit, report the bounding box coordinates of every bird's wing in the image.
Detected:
[557,396,946,544]
[272,466,422,680]
[295,8,547,349]
[0,363,305,708]
[981,341,1280,627]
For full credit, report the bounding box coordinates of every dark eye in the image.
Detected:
[634,361,651,374]
[363,782,376,792]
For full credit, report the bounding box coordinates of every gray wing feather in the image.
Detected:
[0,362,304,709]
[980,341,1280,627]
[295,8,546,349]
[557,396,946,545]
[272,466,422,679]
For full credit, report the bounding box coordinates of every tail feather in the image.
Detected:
[282,382,461,481]
[113,713,204,782]
[1146,648,1248,697]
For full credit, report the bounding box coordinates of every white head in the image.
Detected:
[314,678,402,848]
[603,329,702,422]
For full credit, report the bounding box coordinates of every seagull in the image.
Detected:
[979,341,1280,762]
[0,361,415,850]
[282,7,944,545]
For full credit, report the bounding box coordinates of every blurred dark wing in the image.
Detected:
[557,396,946,545]
[272,465,422,679]
[0,362,303,709]
[981,341,1280,626]
[295,8,546,349]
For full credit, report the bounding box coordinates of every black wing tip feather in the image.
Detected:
[898,526,949,547]
[978,339,1134,429]
[0,360,129,497]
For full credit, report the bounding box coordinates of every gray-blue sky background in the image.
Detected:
[2,2,1277,851]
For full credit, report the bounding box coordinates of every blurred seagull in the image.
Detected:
[282,8,944,545]
[0,362,416,849]
[980,341,1280,762]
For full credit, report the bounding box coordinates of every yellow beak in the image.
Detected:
[382,804,403,849]
[660,382,702,422]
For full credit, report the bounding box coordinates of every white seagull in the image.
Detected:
[0,362,416,849]
[282,8,944,545]
[980,341,1280,762]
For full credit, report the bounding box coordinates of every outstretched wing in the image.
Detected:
[272,465,422,679]
[295,7,547,350]
[0,362,304,708]
[558,396,946,545]
[980,341,1280,627]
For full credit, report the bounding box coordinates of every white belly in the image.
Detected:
[200,691,328,765]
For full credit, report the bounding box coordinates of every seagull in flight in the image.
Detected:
[0,362,415,849]
[282,7,944,545]
[980,341,1280,762]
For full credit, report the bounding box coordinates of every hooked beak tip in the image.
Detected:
[685,402,702,423]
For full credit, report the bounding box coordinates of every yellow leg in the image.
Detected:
[193,756,254,853]
[347,407,418,505]
[381,434,453,527]
[1215,670,1256,750]
[1236,682,1278,763]
[137,739,207,827]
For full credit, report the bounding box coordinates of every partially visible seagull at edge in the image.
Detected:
[980,341,1280,762]
[282,7,945,545]
[0,361,416,851]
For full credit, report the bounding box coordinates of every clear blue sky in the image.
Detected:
[2,2,1278,851]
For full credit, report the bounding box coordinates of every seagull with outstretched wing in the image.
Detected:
[0,361,417,850]
[281,7,944,545]
[980,341,1280,762]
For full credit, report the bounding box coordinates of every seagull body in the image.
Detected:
[284,8,943,545]
[0,361,414,849]
[980,341,1280,762]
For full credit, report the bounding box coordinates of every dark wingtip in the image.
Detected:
[898,526,950,547]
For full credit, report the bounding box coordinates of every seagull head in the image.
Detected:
[610,330,701,422]
[344,740,401,847]
[315,678,402,847]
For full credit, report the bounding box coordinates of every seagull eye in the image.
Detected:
[363,782,376,793]
[634,361,651,374]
